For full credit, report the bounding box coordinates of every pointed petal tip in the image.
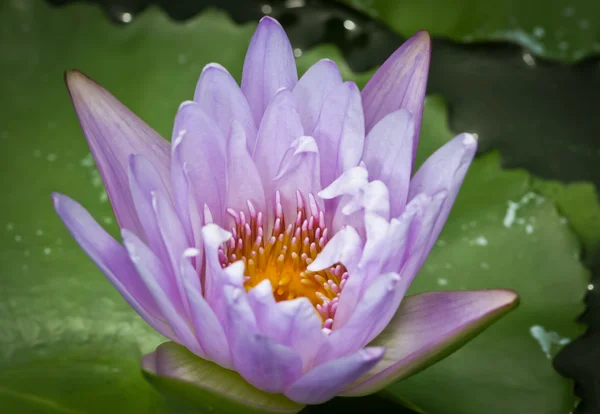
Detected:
[201,62,228,74]
[259,15,283,28]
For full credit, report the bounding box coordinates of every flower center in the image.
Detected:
[218,191,347,329]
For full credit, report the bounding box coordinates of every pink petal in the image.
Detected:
[226,121,267,218]
[194,63,257,152]
[361,31,431,165]
[65,70,170,238]
[247,280,325,368]
[273,136,323,221]
[408,133,477,267]
[122,230,202,356]
[284,347,384,404]
[179,254,232,369]
[201,224,244,326]
[312,81,365,189]
[224,286,303,393]
[293,59,343,134]
[242,17,298,126]
[341,290,519,396]
[52,193,173,339]
[252,88,304,221]
[315,273,401,363]
[172,101,227,226]
[362,109,415,217]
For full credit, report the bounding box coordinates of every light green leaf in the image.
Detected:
[143,342,304,414]
[341,0,600,62]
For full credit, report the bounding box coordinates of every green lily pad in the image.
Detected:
[341,0,600,62]
[0,1,594,413]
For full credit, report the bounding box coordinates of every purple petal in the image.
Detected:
[224,286,303,393]
[247,280,325,368]
[408,133,477,265]
[312,82,365,189]
[65,70,170,237]
[284,347,384,404]
[172,102,227,226]
[362,109,415,217]
[332,194,434,332]
[122,230,202,356]
[179,254,232,369]
[242,17,298,126]
[361,31,431,164]
[128,155,173,270]
[201,224,245,326]
[341,290,519,396]
[152,190,192,318]
[226,121,267,218]
[316,273,402,363]
[252,89,304,220]
[273,136,322,221]
[308,226,363,330]
[293,59,343,134]
[52,193,174,338]
[170,139,202,262]
[194,63,257,152]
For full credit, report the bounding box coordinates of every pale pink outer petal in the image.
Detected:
[361,109,415,217]
[122,230,202,356]
[65,71,171,238]
[408,133,478,268]
[341,290,519,396]
[314,273,401,364]
[247,280,325,369]
[179,254,232,369]
[312,81,365,189]
[242,17,298,126]
[226,121,267,218]
[272,136,323,221]
[201,224,245,327]
[194,63,258,152]
[293,59,343,134]
[361,31,431,165]
[252,89,304,222]
[223,285,304,393]
[283,347,385,404]
[52,193,174,339]
[172,102,227,226]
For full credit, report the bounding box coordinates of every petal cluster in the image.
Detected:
[54,17,518,406]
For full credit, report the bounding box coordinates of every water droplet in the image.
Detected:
[480,261,490,270]
[525,224,534,234]
[588,284,595,291]
[43,247,52,255]
[261,4,272,14]
[119,12,133,23]
[558,41,570,51]
[343,20,357,31]
[532,26,545,38]
[469,236,488,246]
[14,234,22,242]
[36,229,44,236]
[46,153,57,162]
[293,48,302,58]
[437,278,448,286]
[522,51,536,67]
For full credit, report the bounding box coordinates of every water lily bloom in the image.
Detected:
[53,17,518,409]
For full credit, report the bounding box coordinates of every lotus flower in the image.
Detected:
[53,17,518,410]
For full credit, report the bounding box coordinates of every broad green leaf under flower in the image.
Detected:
[0,1,594,413]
